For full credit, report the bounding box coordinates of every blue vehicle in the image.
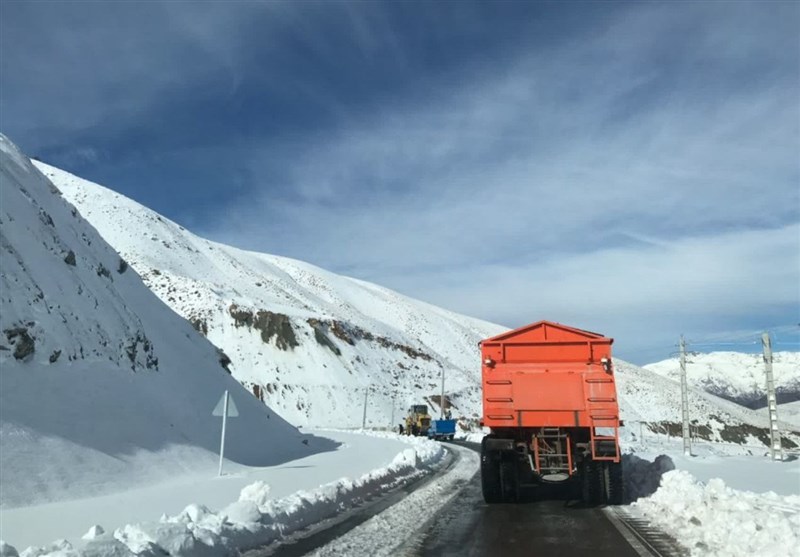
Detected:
[427,419,456,441]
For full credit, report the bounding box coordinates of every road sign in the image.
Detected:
[213,390,238,476]
[213,392,239,417]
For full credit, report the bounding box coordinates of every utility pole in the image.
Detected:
[680,335,691,456]
[762,332,782,461]
[390,392,396,430]
[362,387,368,430]
[440,367,446,419]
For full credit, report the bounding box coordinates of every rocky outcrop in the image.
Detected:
[123,331,158,371]
[646,419,798,449]
[308,321,341,356]
[229,305,298,350]
[189,317,209,336]
[307,318,433,362]
[4,325,35,361]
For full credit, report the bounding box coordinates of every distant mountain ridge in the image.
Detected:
[644,351,800,409]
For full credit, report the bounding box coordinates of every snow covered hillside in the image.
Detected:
[644,351,800,408]
[32,160,800,453]
[0,134,315,509]
[36,161,507,427]
[615,360,800,453]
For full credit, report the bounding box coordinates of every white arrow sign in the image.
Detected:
[213,390,239,476]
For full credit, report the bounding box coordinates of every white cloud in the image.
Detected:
[199,3,798,362]
[7,1,796,361]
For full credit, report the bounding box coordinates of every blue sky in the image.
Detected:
[2,1,798,363]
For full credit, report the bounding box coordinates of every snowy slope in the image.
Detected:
[31,161,798,452]
[36,161,506,427]
[644,351,800,408]
[0,135,313,509]
[760,400,800,429]
[615,360,800,449]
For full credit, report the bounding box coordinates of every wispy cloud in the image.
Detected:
[3,1,797,363]
[199,2,799,362]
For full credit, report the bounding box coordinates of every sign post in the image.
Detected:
[213,390,239,476]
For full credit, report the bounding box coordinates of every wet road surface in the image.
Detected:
[401,443,650,557]
[403,469,643,557]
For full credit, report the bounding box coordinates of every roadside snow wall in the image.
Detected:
[8,434,445,557]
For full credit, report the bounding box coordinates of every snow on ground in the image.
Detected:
[625,436,800,556]
[634,470,800,557]
[624,425,800,496]
[309,443,479,557]
[453,427,489,444]
[0,431,446,556]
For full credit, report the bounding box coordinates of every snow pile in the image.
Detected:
[454,429,489,444]
[8,434,445,557]
[635,470,800,556]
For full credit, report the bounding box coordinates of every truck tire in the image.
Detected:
[499,456,519,503]
[605,461,624,505]
[481,450,503,504]
[581,460,604,505]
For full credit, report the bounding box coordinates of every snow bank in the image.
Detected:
[635,470,800,557]
[452,425,489,444]
[6,433,445,557]
[313,443,480,557]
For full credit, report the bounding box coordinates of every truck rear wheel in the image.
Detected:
[581,460,603,505]
[481,437,503,504]
[582,460,623,505]
[605,461,624,505]
[499,456,519,503]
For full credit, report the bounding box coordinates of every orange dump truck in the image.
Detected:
[480,321,622,504]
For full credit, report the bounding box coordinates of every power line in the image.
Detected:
[686,341,759,347]
[684,324,799,347]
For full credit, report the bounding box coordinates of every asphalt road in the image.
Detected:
[403,469,643,557]
[398,441,668,557]
[255,441,678,557]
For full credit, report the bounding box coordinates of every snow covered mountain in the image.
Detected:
[31,157,799,452]
[614,360,799,450]
[644,351,800,409]
[36,161,507,428]
[0,135,314,509]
